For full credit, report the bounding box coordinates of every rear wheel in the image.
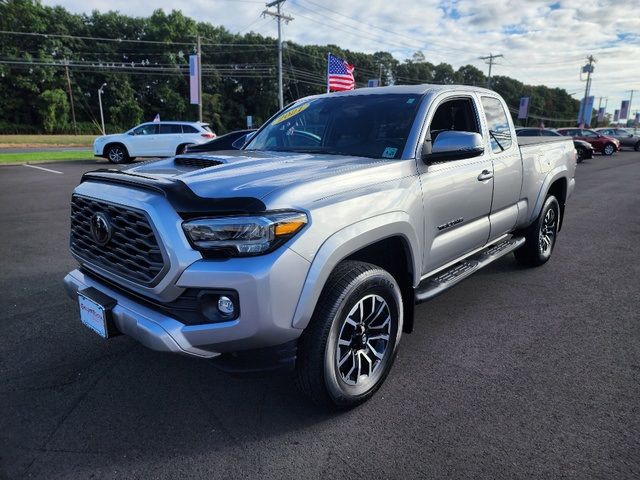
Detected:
[514,195,560,267]
[634,141,640,152]
[105,144,130,164]
[602,143,615,156]
[176,144,193,155]
[294,261,403,409]
[576,146,586,163]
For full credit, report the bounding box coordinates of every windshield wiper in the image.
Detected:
[489,130,505,151]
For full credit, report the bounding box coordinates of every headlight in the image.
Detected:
[182,211,308,256]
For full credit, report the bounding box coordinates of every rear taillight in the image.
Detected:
[201,132,215,138]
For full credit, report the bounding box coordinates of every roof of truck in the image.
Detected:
[321,84,496,96]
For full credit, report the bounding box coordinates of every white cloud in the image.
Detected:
[41,0,640,118]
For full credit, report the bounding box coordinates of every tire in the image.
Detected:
[105,144,130,164]
[294,261,403,409]
[576,146,586,163]
[514,195,560,267]
[602,143,615,156]
[176,144,193,155]
[634,141,640,152]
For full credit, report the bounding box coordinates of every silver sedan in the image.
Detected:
[595,128,640,151]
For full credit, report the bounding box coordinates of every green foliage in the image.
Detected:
[38,88,69,133]
[0,0,581,133]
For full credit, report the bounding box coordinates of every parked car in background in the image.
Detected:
[556,128,620,156]
[516,128,594,162]
[93,121,216,163]
[185,129,257,153]
[594,127,640,151]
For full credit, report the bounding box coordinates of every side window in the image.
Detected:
[159,124,182,134]
[581,129,597,137]
[614,129,628,136]
[540,130,559,137]
[182,125,198,133]
[429,97,480,142]
[133,124,157,135]
[517,129,537,137]
[600,129,612,135]
[481,96,512,153]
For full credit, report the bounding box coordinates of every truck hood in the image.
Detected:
[121,150,409,203]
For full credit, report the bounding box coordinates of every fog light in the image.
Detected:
[217,296,235,316]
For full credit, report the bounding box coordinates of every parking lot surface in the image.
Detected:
[1,153,639,479]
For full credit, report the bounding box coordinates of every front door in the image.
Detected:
[419,95,494,274]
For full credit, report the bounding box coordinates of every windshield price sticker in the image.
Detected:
[272,102,310,125]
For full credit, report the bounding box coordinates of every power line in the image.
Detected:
[0,30,274,47]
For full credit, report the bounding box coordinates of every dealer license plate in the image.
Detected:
[78,292,108,338]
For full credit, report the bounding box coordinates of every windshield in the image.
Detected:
[245,94,423,159]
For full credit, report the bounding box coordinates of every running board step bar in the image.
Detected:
[415,237,525,304]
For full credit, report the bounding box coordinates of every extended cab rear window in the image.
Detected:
[481,96,512,153]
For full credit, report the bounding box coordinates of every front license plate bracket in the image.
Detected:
[78,287,120,338]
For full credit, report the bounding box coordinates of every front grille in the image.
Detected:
[70,195,166,285]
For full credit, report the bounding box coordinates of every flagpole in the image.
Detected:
[326,53,330,93]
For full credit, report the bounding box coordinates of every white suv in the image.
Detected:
[94,122,216,163]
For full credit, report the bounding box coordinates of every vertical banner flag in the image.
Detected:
[578,96,595,126]
[635,112,640,124]
[153,114,160,122]
[613,109,620,122]
[517,97,530,120]
[327,53,355,92]
[597,107,605,123]
[189,55,199,105]
[620,100,630,120]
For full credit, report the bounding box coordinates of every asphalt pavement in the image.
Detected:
[1,152,639,479]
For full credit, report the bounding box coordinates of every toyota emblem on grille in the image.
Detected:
[90,212,112,245]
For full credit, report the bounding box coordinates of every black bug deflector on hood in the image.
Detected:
[81,169,266,217]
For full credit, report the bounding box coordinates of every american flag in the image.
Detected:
[327,53,355,91]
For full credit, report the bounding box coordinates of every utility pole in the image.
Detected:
[263,0,293,110]
[479,53,503,89]
[579,55,596,126]
[98,83,107,136]
[64,63,77,134]
[197,35,203,122]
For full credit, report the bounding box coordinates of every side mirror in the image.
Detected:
[422,131,484,163]
[128,131,135,136]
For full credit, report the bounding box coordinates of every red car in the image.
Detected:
[556,128,620,156]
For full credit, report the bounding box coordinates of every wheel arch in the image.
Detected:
[291,212,421,333]
[529,168,569,232]
[104,142,129,156]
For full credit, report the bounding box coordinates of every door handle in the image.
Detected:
[477,169,493,181]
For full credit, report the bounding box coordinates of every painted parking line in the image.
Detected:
[23,164,63,175]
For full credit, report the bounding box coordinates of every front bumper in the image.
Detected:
[64,246,310,358]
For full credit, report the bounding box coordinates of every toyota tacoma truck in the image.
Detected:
[64,85,576,408]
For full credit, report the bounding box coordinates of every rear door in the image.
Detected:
[158,123,183,155]
[480,95,523,240]
[419,93,494,273]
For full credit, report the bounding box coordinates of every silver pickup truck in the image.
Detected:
[64,85,576,408]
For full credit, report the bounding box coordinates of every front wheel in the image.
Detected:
[634,141,640,152]
[602,143,616,156]
[514,195,560,267]
[576,146,586,163]
[294,261,403,409]
[105,144,130,164]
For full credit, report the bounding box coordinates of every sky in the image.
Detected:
[42,0,640,119]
